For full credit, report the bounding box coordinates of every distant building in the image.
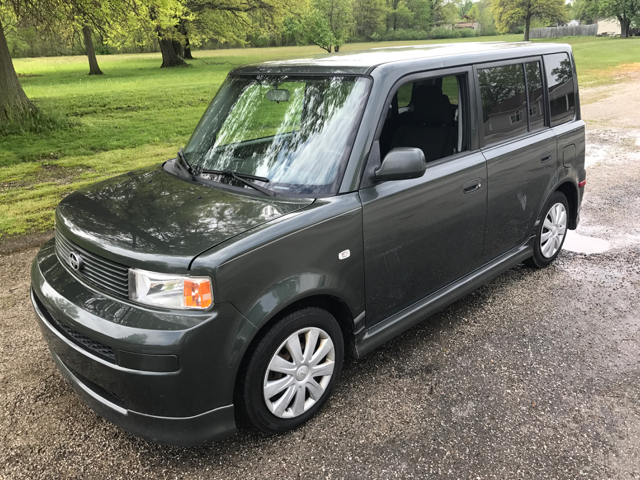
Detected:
[568,19,580,27]
[455,21,481,31]
[597,18,621,36]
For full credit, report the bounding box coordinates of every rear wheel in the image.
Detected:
[525,191,569,268]
[237,308,344,434]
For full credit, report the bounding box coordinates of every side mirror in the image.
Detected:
[375,147,426,181]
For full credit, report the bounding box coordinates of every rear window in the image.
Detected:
[545,53,576,127]
[478,64,528,146]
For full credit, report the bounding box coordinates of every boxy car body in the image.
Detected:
[31,42,586,445]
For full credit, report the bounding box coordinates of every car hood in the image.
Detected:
[55,163,313,272]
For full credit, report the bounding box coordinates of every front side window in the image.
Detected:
[478,64,528,146]
[545,53,576,127]
[378,74,466,162]
[184,75,371,195]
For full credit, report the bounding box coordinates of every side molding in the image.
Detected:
[354,241,533,358]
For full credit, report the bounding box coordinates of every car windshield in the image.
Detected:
[183,75,371,196]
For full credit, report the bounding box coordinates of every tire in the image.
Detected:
[237,308,344,434]
[525,191,569,268]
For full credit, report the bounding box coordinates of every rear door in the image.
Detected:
[475,59,558,261]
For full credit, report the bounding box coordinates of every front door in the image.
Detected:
[360,152,488,326]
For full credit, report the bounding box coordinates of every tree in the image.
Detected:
[0,0,62,126]
[353,0,387,37]
[598,0,640,37]
[456,0,474,18]
[81,26,103,74]
[569,0,599,23]
[466,2,480,20]
[305,0,353,52]
[476,0,497,31]
[430,0,458,25]
[491,0,567,40]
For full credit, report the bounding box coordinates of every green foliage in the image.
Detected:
[431,0,459,25]
[379,27,428,39]
[428,25,478,37]
[305,0,353,52]
[466,3,480,21]
[457,0,474,19]
[353,0,388,38]
[491,0,566,36]
[475,0,497,33]
[570,0,599,23]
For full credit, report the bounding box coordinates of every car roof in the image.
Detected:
[231,42,572,76]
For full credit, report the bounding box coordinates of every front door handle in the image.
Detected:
[541,152,552,163]
[463,178,482,194]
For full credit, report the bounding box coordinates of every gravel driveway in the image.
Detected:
[1,80,639,480]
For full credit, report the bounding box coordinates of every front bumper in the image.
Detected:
[30,239,256,446]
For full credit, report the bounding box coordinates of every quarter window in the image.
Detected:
[545,53,576,126]
[478,64,528,146]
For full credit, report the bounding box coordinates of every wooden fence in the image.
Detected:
[530,25,598,38]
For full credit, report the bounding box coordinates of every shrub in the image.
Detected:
[379,29,429,41]
[428,27,462,39]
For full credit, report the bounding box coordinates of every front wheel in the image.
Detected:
[525,191,569,268]
[237,308,344,434]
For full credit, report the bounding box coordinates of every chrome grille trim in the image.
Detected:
[55,229,130,298]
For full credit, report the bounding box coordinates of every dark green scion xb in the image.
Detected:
[31,42,586,446]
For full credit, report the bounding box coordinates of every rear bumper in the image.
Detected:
[30,239,256,446]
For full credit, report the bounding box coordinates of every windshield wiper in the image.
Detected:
[175,148,195,179]
[199,169,275,196]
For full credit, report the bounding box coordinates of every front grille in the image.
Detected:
[32,290,116,363]
[55,229,129,298]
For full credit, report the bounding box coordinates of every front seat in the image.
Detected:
[390,85,456,162]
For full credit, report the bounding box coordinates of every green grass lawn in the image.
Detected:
[1,34,640,238]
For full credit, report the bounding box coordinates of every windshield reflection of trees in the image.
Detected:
[183,76,369,195]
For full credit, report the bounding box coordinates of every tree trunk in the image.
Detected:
[184,37,193,59]
[0,19,38,126]
[179,19,193,59]
[172,39,184,58]
[82,26,103,75]
[619,16,630,38]
[524,15,531,41]
[156,27,187,68]
[334,45,340,52]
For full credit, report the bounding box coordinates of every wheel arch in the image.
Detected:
[555,181,579,229]
[232,293,356,406]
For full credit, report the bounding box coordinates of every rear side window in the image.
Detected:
[545,53,575,126]
[525,61,545,131]
[478,64,528,146]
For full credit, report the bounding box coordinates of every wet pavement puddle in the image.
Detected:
[563,231,611,254]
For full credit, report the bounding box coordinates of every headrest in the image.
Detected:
[412,85,452,126]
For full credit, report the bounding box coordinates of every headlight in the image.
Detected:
[128,269,213,310]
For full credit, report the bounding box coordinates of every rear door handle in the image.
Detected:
[541,152,552,163]
[463,178,482,194]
